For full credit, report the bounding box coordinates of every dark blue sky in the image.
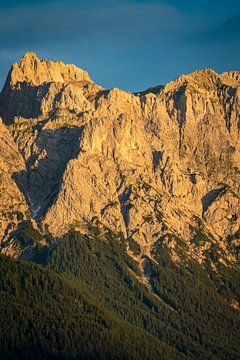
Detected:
[0,0,240,91]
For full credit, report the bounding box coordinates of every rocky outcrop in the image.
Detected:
[4,51,92,87]
[0,53,239,264]
[0,52,93,123]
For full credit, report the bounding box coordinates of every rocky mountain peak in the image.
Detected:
[163,68,240,96]
[4,51,93,88]
[19,51,39,65]
[0,53,95,123]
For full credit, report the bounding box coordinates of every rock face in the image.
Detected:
[0,52,239,264]
[0,118,29,256]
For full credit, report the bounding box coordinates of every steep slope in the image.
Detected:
[0,253,183,360]
[47,229,240,360]
[0,118,29,256]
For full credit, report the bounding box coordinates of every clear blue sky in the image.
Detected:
[0,0,239,91]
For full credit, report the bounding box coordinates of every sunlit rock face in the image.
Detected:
[0,53,239,263]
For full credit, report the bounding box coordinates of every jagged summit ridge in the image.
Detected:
[4,51,93,88]
[163,68,240,94]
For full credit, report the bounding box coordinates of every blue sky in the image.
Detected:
[0,0,239,91]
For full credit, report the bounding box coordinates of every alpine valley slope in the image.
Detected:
[0,52,239,264]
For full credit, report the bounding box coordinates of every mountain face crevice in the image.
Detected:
[0,53,239,265]
[12,126,83,218]
[201,187,226,216]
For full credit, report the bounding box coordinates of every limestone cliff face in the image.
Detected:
[0,118,29,256]
[0,53,239,264]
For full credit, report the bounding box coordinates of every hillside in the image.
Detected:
[0,228,239,359]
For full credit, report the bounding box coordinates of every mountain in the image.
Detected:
[0,52,239,262]
[0,53,239,359]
